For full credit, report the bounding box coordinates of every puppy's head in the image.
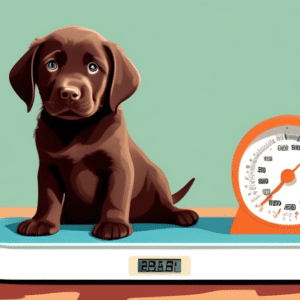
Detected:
[9,26,141,120]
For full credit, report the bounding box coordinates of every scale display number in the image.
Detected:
[138,259,181,273]
[129,256,190,276]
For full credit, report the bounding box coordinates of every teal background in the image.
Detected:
[1,0,300,208]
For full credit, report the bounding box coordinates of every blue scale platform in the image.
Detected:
[1,217,300,247]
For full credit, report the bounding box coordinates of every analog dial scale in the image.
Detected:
[231,115,300,234]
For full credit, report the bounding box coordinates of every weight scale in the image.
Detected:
[3,115,300,282]
[2,215,300,281]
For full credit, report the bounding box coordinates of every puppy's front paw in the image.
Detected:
[93,222,133,240]
[175,209,199,227]
[17,219,60,236]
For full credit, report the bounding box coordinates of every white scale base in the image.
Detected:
[1,217,300,281]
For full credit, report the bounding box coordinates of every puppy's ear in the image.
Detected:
[104,43,141,112]
[9,43,41,113]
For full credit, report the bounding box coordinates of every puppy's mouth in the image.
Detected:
[56,110,85,120]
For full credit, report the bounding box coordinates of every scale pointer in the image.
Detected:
[259,163,300,207]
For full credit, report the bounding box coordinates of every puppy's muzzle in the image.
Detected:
[60,87,81,101]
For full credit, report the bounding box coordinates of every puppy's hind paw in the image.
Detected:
[93,222,133,240]
[175,209,199,227]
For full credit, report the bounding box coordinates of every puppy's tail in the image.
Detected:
[172,178,195,205]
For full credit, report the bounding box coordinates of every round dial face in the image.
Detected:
[239,125,300,225]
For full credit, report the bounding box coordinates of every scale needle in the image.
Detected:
[259,163,300,207]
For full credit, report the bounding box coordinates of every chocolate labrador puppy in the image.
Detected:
[9,26,198,240]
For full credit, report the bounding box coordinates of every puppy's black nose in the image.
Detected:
[60,87,81,101]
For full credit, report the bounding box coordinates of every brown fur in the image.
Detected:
[9,26,198,240]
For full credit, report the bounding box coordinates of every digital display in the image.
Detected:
[138,259,181,273]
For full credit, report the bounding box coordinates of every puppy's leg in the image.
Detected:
[17,163,63,236]
[149,166,199,226]
[93,160,134,240]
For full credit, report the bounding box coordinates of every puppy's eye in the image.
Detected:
[47,60,58,71]
[88,62,99,74]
